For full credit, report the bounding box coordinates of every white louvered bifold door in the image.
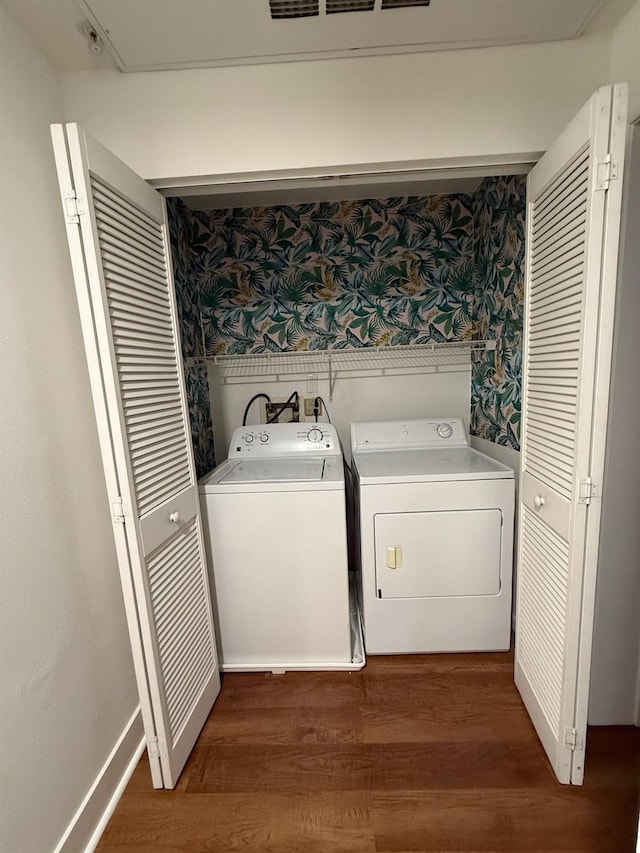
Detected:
[51,123,220,789]
[515,85,627,785]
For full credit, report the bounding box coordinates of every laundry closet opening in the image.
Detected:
[50,87,639,799]
[165,172,527,479]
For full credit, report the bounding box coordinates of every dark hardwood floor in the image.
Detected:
[97,652,640,852]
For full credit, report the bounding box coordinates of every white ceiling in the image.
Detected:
[1,0,631,74]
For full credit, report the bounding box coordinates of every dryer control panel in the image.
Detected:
[229,422,341,457]
[350,417,468,452]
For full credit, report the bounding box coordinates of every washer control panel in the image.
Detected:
[230,422,340,457]
[351,417,468,452]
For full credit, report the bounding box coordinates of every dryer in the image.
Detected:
[351,417,515,654]
[199,422,364,672]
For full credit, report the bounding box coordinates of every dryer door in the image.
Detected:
[374,509,502,599]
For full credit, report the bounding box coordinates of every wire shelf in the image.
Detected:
[187,340,495,398]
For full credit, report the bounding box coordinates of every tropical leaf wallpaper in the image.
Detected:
[168,199,216,477]
[167,175,526,471]
[471,176,526,450]
[189,196,476,352]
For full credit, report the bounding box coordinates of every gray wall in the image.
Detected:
[0,8,140,851]
[589,123,640,725]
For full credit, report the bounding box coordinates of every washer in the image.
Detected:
[199,422,364,672]
[351,417,515,654]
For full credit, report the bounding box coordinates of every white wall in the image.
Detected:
[209,368,472,465]
[588,123,640,725]
[610,0,640,120]
[0,8,141,852]
[60,31,610,182]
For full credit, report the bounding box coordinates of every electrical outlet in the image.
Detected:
[304,397,322,417]
[263,398,300,423]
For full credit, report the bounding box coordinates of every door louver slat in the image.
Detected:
[533,147,589,213]
[94,201,164,247]
[529,293,582,319]
[147,519,215,743]
[99,221,167,267]
[104,250,169,286]
[523,144,588,501]
[109,278,172,309]
[533,189,589,244]
[91,179,159,229]
[533,214,587,256]
[101,236,168,275]
[91,174,192,517]
[130,425,187,455]
[518,507,570,733]
[530,230,587,277]
[126,407,184,430]
[149,539,200,602]
[124,401,183,421]
[105,262,170,294]
[529,265,583,297]
[525,419,575,448]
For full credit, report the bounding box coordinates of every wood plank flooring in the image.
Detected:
[97,652,640,852]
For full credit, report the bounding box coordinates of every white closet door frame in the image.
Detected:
[516,84,627,785]
[571,84,628,773]
[51,123,220,788]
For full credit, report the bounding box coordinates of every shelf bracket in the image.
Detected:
[328,354,335,401]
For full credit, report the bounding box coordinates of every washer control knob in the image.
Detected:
[243,433,254,444]
[307,428,324,443]
[259,432,269,443]
[436,422,453,439]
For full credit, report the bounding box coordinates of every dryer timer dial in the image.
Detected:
[436,422,454,439]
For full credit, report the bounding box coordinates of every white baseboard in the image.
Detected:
[54,708,144,853]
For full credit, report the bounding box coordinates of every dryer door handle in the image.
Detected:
[386,545,403,570]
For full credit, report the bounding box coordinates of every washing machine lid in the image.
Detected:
[199,455,344,493]
[220,458,324,483]
[353,447,514,484]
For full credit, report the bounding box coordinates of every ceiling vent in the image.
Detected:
[381,0,431,7]
[326,0,375,13]
[269,0,319,19]
[269,0,429,18]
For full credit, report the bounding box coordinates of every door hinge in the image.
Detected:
[595,154,618,191]
[577,477,597,505]
[147,736,160,759]
[63,190,84,224]
[563,727,578,750]
[110,496,128,524]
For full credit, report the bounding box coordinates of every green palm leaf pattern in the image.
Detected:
[471,176,526,450]
[168,179,525,470]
